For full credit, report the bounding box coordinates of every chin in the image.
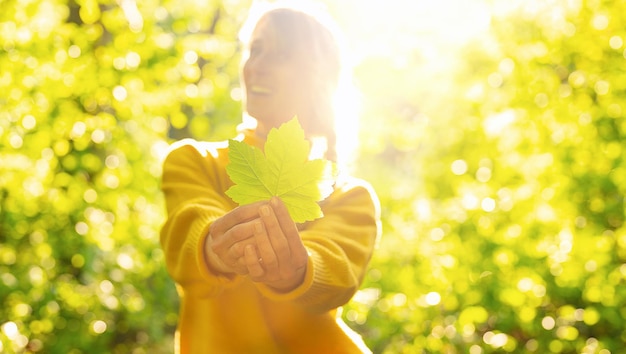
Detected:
[248,112,292,128]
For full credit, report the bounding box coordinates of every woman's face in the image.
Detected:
[242,16,310,133]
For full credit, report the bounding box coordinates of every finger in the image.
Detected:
[253,219,280,279]
[227,237,258,265]
[232,262,249,275]
[211,221,258,273]
[270,198,307,264]
[215,248,248,275]
[212,217,259,255]
[244,244,264,280]
[205,235,248,275]
[259,203,291,265]
[210,201,266,236]
[269,197,299,238]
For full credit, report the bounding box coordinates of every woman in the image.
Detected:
[160,3,380,353]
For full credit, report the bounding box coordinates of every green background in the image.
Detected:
[1,0,625,353]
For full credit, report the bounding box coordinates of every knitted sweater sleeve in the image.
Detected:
[159,140,239,297]
[256,179,381,313]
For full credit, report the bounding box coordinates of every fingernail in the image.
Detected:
[260,205,271,217]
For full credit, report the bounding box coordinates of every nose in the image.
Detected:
[244,53,269,80]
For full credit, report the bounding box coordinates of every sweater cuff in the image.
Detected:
[255,255,315,301]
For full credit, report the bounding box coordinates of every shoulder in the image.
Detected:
[166,138,229,159]
[315,175,381,236]
[161,139,231,178]
[328,175,380,213]
[335,175,377,198]
[162,138,230,168]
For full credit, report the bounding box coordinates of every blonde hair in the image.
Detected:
[239,1,350,163]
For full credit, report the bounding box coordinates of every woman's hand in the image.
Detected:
[205,201,266,275]
[243,197,309,292]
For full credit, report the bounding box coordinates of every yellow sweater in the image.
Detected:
[160,132,380,354]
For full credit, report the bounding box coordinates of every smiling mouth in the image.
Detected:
[249,85,273,94]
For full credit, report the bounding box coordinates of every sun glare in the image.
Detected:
[331,0,491,63]
[325,0,491,163]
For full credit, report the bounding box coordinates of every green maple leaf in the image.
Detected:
[225,118,334,223]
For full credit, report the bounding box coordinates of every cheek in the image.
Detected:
[282,83,307,113]
[289,77,313,108]
[282,68,309,100]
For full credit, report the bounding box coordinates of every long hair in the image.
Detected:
[239,2,351,164]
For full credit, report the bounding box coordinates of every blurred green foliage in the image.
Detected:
[1,0,248,352]
[1,0,626,353]
[346,1,626,353]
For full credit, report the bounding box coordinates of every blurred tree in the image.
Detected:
[344,0,626,353]
[0,0,249,352]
